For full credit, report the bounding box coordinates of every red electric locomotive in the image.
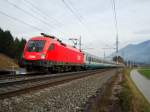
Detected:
[21,33,84,72]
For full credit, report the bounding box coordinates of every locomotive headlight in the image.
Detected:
[41,54,46,59]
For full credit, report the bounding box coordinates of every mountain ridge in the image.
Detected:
[117,40,150,64]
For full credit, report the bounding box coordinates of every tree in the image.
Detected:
[0,29,14,56]
[113,55,124,63]
[0,28,4,53]
[15,38,26,60]
[0,27,26,61]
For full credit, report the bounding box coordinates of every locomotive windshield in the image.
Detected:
[27,40,45,52]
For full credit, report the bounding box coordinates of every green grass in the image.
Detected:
[119,80,132,112]
[120,69,150,112]
[138,69,150,79]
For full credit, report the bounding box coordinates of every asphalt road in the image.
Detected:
[130,69,150,103]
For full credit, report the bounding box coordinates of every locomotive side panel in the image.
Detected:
[53,43,84,65]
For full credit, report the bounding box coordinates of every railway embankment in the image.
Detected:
[84,70,123,112]
[120,69,150,112]
[0,53,18,70]
[84,68,150,112]
[0,69,117,112]
[2,69,148,112]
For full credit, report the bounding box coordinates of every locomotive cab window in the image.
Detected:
[48,43,54,50]
[27,40,45,52]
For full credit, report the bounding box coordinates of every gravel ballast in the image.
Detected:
[0,70,116,112]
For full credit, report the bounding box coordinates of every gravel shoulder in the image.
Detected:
[0,70,117,112]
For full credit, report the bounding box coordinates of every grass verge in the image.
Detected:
[119,69,150,112]
[138,68,150,79]
[0,53,18,69]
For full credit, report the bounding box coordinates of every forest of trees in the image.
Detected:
[0,28,26,61]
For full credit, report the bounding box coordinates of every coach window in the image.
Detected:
[86,56,88,61]
[48,43,54,50]
[88,57,91,61]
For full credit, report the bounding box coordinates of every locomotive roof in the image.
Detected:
[29,36,82,53]
[30,36,51,40]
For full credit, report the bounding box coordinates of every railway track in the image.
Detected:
[0,69,113,99]
[0,71,46,79]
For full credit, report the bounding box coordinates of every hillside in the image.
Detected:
[118,40,150,64]
[0,53,19,69]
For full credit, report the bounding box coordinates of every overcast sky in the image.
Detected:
[0,0,150,57]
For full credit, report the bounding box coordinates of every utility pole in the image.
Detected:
[79,36,82,50]
[116,36,119,53]
[102,47,115,61]
[104,50,106,60]
[116,35,119,64]
[112,0,119,64]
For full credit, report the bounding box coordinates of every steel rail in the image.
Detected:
[0,69,115,99]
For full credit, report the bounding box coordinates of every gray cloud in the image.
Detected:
[134,29,150,35]
[0,0,150,57]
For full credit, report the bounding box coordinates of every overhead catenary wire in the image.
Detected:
[66,0,85,21]
[5,0,54,31]
[62,0,97,42]
[62,0,91,33]
[0,10,43,31]
[18,0,72,40]
[62,0,91,30]
[23,0,72,38]
[111,0,119,53]
[112,0,119,35]
[23,0,64,27]
[111,0,119,64]
[62,0,83,24]
[65,0,92,30]
[67,0,115,49]
[6,0,92,42]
